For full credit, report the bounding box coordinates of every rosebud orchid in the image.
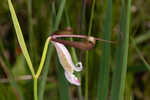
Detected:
[50,28,115,86]
[51,41,83,86]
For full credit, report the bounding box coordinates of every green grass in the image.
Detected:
[110,0,131,100]
[1,0,150,100]
[97,0,112,100]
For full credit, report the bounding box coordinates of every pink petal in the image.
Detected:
[52,41,83,72]
[64,71,80,86]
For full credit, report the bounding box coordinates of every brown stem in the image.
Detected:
[51,34,116,44]
[51,38,94,50]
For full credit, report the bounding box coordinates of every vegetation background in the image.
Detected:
[0,0,150,100]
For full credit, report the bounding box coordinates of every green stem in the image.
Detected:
[85,51,89,100]
[36,37,50,78]
[34,77,38,100]
[53,0,66,31]
[85,0,96,99]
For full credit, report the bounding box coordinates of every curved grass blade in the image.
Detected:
[8,0,35,77]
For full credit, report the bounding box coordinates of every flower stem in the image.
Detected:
[36,37,51,78]
[34,77,38,100]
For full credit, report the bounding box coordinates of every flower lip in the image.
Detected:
[65,71,80,86]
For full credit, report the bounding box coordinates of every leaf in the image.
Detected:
[8,0,35,76]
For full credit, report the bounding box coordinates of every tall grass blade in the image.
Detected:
[38,4,55,100]
[38,0,67,100]
[85,0,96,99]
[54,0,66,31]
[63,8,83,100]
[38,46,53,100]
[110,0,131,100]
[27,0,38,65]
[56,57,70,100]
[8,0,35,76]
[97,0,112,99]
[54,0,71,99]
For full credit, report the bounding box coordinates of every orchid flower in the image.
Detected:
[50,28,115,86]
[51,41,83,86]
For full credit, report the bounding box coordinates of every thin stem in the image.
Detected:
[85,51,89,100]
[85,0,96,99]
[52,34,87,38]
[34,77,38,100]
[38,0,66,99]
[52,34,115,43]
[79,0,86,33]
[88,0,96,36]
[35,37,50,100]
[64,7,83,100]
[53,0,66,31]
[36,37,51,78]
[132,38,150,71]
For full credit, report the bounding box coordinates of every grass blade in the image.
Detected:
[54,0,71,99]
[8,0,35,76]
[38,4,55,99]
[56,57,70,100]
[63,8,83,100]
[110,0,131,100]
[38,46,53,100]
[85,0,96,99]
[38,0,66,100]
[110,0,125,99]
[36,38,50,78]
[132,38,150,71]
[97,0,112,99]
[53,0,66,31]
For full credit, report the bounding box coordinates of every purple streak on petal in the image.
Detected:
[64,71,80,86]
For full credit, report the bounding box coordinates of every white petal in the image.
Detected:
[64,71,80,86]
[73,62,83,72]
[52,41,83,72]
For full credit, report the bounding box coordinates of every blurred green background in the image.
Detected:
[0,0,150,100]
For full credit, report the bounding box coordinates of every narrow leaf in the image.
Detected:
[97,0,112,100]
[8,0,35,76]
[110,0,131,100]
